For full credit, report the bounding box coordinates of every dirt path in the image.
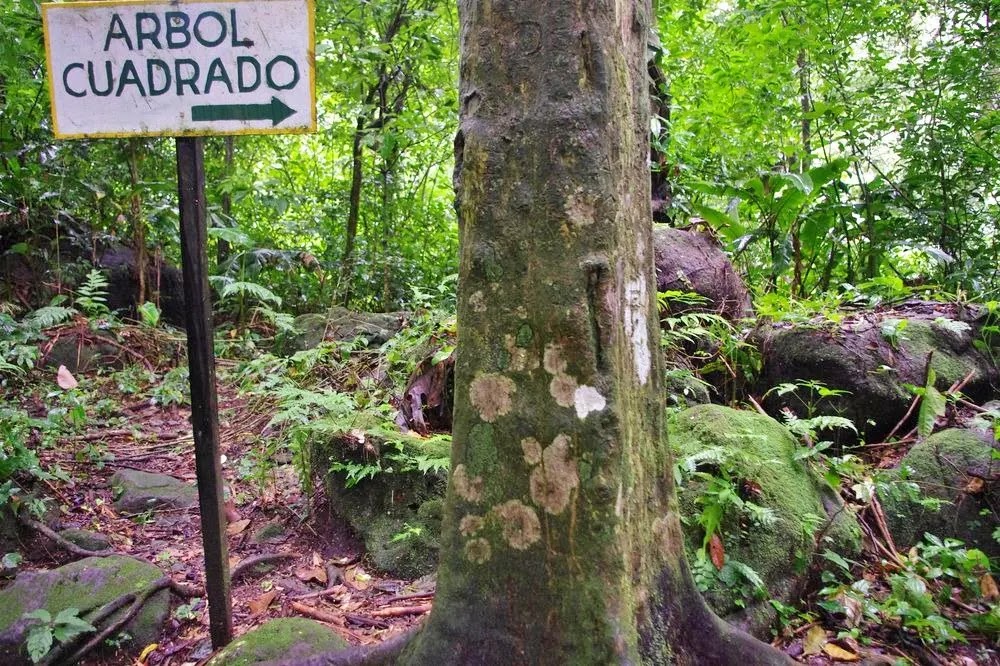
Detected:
[29,378,427,665]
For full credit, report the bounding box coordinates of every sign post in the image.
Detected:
[42,0,316,649]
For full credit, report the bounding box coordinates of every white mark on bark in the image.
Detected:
[624,276,651,385]
[573,385,606,419]
[615,482,624,518]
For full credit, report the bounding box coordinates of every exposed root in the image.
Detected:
[19,516,116,558]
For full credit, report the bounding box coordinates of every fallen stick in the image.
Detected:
[368,604,431,618]
[290,601,345,625]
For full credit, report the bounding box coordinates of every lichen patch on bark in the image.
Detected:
[464,537,492,564]
[549,373,579,408]
[492,500,542,550]
[521,437,543,466]
[453,464,484,503]
[543,344,568,375]
[469,290,487,313]
[573,385,606,419]
[469,373,516,422]
[564,188,598,228]
[529,434,579,515]
[459,514,485,537]
[505,334,537,372]
[624,276,651,385]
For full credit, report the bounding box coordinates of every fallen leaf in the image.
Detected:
[802,625,827,656]
[981,573,999,600]
[56,365,78,389]
[965,477,985,494]
[344,566,372,590]
[311,551,324,567]
[248,589,278,616]
[295,567,327,585]
[822,643,860,661]
[226,519,251,536]
[708,534,725,570]
[137,642,158,664]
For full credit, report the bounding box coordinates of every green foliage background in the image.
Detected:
[1,0,997,311]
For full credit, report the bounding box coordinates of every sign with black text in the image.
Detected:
[42,0,315,138]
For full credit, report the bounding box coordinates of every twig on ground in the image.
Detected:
[368,604,431,618]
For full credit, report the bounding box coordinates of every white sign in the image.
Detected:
[42,0,316,138]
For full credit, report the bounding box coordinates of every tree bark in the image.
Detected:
[277,1,791,663]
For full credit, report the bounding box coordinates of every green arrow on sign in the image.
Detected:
[191,97,296,126]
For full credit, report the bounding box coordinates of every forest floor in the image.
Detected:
[15,364,429,665]
[3,320,997,665]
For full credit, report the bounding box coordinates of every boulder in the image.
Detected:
[283,307,406,352]
[110,469,198,514]
[880,428,999,556]
[43,333,124,374]
[206,618,348,666]
[756,302,999,443]
[668,405,862,636]
[100,245,186,327]
[653,225,753,320]
[0,556,169,664]
[315,433,449,578]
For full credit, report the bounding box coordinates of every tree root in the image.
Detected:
[231,551,297,581]
[38,574,199,666]
[19,516,116,558]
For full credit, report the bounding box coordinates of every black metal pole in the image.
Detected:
[175,136,233,648]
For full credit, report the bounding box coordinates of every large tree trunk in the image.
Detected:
[275,1,790,663]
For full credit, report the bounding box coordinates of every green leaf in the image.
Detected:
[918,385,947,440]
[26,625,53,663]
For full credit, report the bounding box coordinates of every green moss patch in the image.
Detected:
[668,405,862,626]
[880,428,999,556]
[207,618,348,666]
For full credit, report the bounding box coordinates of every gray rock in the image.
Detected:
[57,528,110,552]
[0,556,169,665]
[249,521,286,545]
[110,469,198,514]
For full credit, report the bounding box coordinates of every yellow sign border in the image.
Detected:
[42,0,317,139]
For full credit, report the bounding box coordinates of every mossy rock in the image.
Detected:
[756,303,997,443]
[315,435,449,578]
[0,555,169,665]
[282,308,406,352]
[207,618,348,666]
[668,405,862,634]
[880,428,999,556]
